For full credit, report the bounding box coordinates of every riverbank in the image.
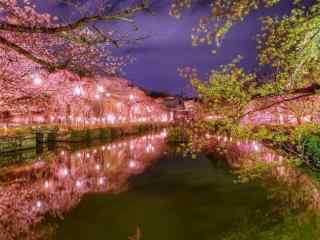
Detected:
[0,123,170,153]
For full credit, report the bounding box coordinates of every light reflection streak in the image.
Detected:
[210,137,320,215]
[0,131,167,240]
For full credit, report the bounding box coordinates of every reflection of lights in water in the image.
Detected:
[36,201,42,209]
[86,153,90,158]
[44,181,49,189]
[75,180,82,188]
[98,177,105,185]
[0,131,170,240]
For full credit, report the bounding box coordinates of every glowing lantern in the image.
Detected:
[95,164,101,171]
[97,85,105,93]
[74,86,84,96]
[62,168,69,176]
[44,181,49,189]
[36,201,42,208]
[33,74,42,85]
[129,160,137,168]
[161,130,167,138]
[162,115,168,122]
[107,114,115,124]
[75,180,82,188]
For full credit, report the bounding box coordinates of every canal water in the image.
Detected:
[0,131,320,240]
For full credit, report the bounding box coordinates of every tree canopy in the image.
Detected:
[0,0,149,113]
[171,0,320,119]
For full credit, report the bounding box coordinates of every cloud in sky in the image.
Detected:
[38,0,293,95]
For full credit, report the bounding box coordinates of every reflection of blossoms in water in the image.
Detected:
[207,137,320,239]
[0,130,168,240]
[212,137,320,215]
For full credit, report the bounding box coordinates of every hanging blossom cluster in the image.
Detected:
[0,70,173,128]
[0,0,167,125]
[0,131,168,240]
[0,0,148,109]
[0,0,146,73]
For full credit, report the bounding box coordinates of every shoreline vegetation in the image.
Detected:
[168,122,320,171]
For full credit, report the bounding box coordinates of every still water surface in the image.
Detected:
[0,131,320,239]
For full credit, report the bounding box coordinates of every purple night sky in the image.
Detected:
[42,0,293,95]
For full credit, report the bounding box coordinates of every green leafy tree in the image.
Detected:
[171,0,320,94]
[169,0,320,132]
[258,2,320,89]
[190,57,281,123]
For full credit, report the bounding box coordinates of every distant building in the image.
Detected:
[161,96,183,109]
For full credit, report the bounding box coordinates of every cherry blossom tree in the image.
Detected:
[0,0,150,117]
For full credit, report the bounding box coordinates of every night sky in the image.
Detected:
[46,0,293,95]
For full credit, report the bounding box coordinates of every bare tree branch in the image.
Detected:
[0,1,149,34]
